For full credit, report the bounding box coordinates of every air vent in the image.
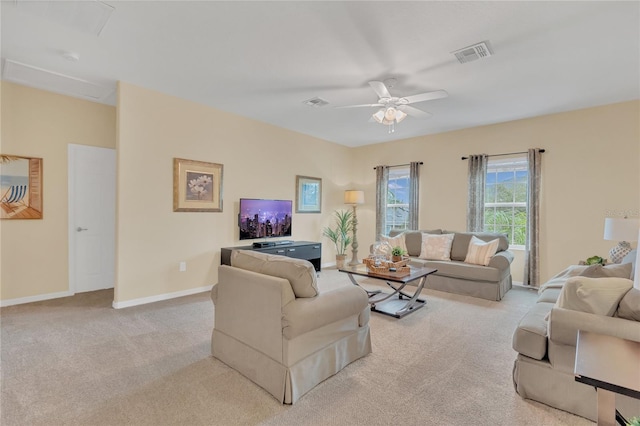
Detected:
[302,97,329,108]
[452,41,493,64]
[3,59,115,103]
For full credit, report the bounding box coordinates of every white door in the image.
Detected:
[68,144,116,293]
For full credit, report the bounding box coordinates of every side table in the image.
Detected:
[574,330,640,426]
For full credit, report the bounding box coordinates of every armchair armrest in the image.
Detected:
[488,250,514,271]
[282,285,368,340]
[548,307,640,348]
[214,265,296,363]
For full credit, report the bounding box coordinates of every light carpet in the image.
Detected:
[1,269,592,425]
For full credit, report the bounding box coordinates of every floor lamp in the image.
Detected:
[344,190,365,266]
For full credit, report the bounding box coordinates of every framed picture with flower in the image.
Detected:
[173,158,223,212]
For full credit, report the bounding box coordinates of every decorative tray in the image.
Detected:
[363,257,411,276]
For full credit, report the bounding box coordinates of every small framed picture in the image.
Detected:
[296,175,321,213]
[173,158,223,212]
[1,154,43,220]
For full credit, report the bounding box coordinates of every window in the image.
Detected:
[385,166,410,234]
[484,157,527,247]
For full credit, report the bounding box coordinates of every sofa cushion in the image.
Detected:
[579,262,632,280]
[537,287,562,304]
[622,249,636,278]
[390,229,442,257]
[380,233,407,255]
[282,285,368,339]
[450,232,508,261]
[419,233,454,261]
[464,236,499,266]
[556,276,633,317]
[617,288,640,321]
[512,301,554,360]
[420,260,502,282]
[231,250,318,298]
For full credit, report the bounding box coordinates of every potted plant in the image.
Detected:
[627,417,640,426]
[391,246,406,262]
[322,210,353,269]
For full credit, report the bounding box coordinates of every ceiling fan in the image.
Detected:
[337,79,448,133]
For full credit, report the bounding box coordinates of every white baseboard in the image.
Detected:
[112,285,213,309]
[1,290,74,307]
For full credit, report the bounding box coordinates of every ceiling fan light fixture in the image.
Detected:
[373,106,406,125]
[384,106,397,121]
[372,109,385,124]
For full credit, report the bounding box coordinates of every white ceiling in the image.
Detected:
[2,1,639,147]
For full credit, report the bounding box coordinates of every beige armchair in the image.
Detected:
[211,250,371,404]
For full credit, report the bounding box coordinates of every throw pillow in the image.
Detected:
[556,276,633,317]
[418,233,454,261]
[380,233,407,254]
[464,236,499,266]
[616,288,640,321]
[579,263,632,280]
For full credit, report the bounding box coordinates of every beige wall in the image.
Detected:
[1,82,116,301]
[115,82,352,304]
[352,100,640,284]
[2,80,637,305]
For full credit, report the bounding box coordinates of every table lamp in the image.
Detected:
[344,190,365,266]
[604,217,639,264]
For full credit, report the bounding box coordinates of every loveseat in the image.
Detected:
[381,229,514,301]
[512,255,640,421]
[211,250,371,404]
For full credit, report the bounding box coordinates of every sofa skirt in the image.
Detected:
[425,273,512,301]
[513,354,640,421]
[212,324,371,404]
[284,325,371,404]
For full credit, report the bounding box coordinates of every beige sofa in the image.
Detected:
[385,229,513,301]
[512,257,640,420]
[211,250,371,404]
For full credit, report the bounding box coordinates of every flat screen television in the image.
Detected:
[239,198,292,240]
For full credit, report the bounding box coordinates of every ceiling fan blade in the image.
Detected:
[398,105,432,119]
[335,103,383,109]
[402,90,448,104]
[368,81,391,99]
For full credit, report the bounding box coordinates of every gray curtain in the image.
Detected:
[524,148,542,287]
[375,165,389,239]
[466,154,488,232]
[408,162,420,230]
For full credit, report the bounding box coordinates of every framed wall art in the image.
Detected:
[173,158,223,212]
[295,175,322,213]
[0,154,43,220]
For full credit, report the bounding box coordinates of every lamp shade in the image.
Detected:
[604,217,640,241]
[344,190,364,205]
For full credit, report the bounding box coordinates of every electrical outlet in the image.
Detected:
[179,261,187,272]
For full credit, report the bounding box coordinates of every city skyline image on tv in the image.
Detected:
[239,198,292,240]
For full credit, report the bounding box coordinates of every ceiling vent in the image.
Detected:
[302,97,329,108]
[15,0,114,36]
[452,41,493,64]
[3,59,115,103]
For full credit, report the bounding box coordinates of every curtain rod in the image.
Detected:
[460,149,545,160]
[372,161,423,170]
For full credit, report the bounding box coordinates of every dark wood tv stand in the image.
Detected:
[221,241,322,272]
